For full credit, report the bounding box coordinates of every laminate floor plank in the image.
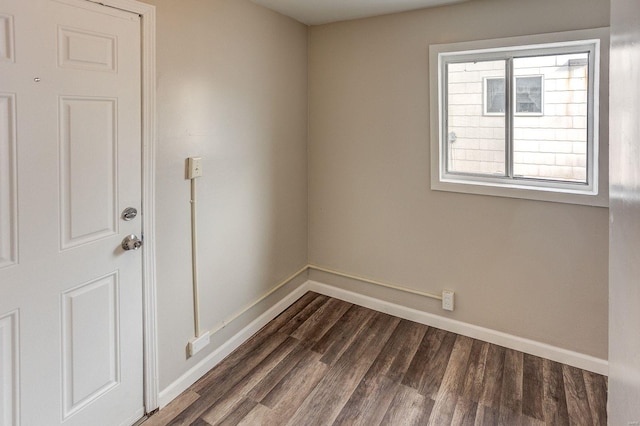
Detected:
[215,398,258,426]
[142,390,200,426]
[523,354,545,422]
[403,327,457,399]
[479,344,506,409]
[451,397,478,426]
[332,374,398,426]
[235,404,273,426]
[500,348,524,414]
[369,319,428,382]
[428,335,474,425]
[244,342,310,402]
[291,297,352,343]
[438,335,474,397]
[260,350,328,415]
[332,319,426,425]
[381,384,434,426]
[191,329,287,395]
[277,294,329,335]
[144,292,607,426]
[474,403,500,425]
[167,333,290,425]
[542,358,570,425]
[428,391,458,426]
[462,340,490,402]
[314,304,375,365]
[259,291,320,336]
[583,370,608,426]
[563,364,595,426]
[286,312,400,426]
[498,406,545,426]
[197,336,300,425]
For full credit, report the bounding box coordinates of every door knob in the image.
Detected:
[121,234,143,251]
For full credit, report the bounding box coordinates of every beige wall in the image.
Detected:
[309,0,609,359]
[143,0,308,390]
[143,0,610,397]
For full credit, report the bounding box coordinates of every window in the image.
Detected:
[484,76,543,115]
[429,29,608,206]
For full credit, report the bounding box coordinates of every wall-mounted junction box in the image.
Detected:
[187,157,203,179]
[442,290,455,311]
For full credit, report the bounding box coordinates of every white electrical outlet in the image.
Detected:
[187,157,203,179]
[187,331,210,356]
[442,290,455,311]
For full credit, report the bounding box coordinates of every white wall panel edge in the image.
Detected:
[307,279,607,376]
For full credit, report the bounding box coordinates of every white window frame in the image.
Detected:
[429,28,609,207]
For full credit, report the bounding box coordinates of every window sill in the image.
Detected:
[431,177,608,207]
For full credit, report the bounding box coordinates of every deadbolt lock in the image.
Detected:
[122,207,138,221]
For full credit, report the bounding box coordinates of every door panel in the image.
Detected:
[59,96,117,249]
[0,310,18,426]
[0,14,13,62]
[0,93,16,269]
[58,26,117,72]
[0,0,144,424]
[61,272,119,419]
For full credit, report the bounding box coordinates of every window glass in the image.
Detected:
[447,60,506,176]
[513,53,588,182]
[485,78,505,114]
[515,76,542,114]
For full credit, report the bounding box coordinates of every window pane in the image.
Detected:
[486,78,505,113]
[447,60,506,176]
[515,76,543,114]
[513,53,588,183]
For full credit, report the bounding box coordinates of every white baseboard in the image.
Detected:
[157,284,309,408]
[306,280,608,376]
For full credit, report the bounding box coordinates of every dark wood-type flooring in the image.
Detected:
[144,292,607,425]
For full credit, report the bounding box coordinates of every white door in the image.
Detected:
[0,0,144,425]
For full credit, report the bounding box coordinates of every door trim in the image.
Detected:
[84,0,159,413]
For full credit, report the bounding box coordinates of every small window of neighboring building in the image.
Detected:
[429,28,608,207]
[485,76,544,115]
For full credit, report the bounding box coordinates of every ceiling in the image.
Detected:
[251,0,468,25]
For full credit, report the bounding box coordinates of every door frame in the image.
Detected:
[82,0,159,413]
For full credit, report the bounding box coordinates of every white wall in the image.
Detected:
[608,0,640,421]
[142,0,308,391]
[308,0,610,359]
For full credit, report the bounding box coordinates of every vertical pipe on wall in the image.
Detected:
[190,177,201,338]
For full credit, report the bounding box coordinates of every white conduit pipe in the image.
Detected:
[206,263,443,337]
[190,178,201,338]
[208,264,309,335]
[307,264,443,301]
